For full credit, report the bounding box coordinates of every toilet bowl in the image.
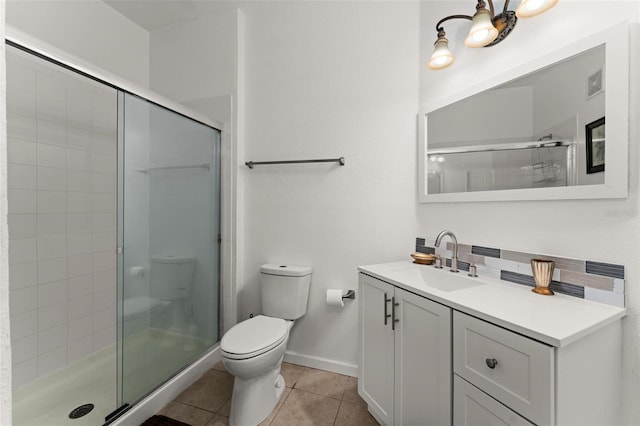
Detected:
[221,264,312,426]
[149,254,196,334]
[221,316,293,426]
[123,296,170,337]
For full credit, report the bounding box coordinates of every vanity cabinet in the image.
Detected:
[358,266,623,426]
[358,273,451,426]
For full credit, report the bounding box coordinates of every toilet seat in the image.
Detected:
[221,315,288,360]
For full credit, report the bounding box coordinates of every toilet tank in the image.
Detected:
[150,255,196,300]
[261,264,312,320]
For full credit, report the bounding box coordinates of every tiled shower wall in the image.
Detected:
[7,48,117,389]
[416,237,625,308]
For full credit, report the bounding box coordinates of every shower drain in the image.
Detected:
[68,403,94,419]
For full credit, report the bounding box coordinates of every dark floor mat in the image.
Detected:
[140,415,191,426]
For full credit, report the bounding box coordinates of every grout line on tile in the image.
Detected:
[215,397,231,415]
[332,399,344,426]
[340,383,348,402]
[290,386,345,402]
[271,390,290,423]
[174,400,217,414]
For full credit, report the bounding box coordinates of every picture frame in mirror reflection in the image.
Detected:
[586,117,605,174]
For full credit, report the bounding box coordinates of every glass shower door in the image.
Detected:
[7,43,120,426]
[118,93,221,407]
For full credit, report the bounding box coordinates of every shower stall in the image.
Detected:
[6,42,222,425]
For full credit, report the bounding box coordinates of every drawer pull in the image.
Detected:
[383,293,392,325]
[391,296,400,330]
[485,358,498,369]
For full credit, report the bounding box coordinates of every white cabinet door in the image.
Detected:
[394,287,452,426]
[453,375,534,426]
[358,274,395,425]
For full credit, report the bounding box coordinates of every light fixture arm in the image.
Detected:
[501,0,511,16]
[433,0,502,32]
[435,14,472,33]
[488,0,495,17]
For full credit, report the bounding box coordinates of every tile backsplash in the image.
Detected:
[416,237,625,308]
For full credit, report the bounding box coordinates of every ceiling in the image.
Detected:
[103,0,241,31]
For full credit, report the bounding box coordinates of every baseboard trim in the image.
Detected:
[111,346,221,426]
[284,350,357,377]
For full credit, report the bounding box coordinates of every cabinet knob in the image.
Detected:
[485,358,498,369]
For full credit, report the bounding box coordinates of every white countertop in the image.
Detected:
[358,261,626,348]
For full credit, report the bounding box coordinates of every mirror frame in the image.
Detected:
[418,23,629,203]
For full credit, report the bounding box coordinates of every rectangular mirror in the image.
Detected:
[418,24,629,202]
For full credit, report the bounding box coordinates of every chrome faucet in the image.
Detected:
[434,230,459,273]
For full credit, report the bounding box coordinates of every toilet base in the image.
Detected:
[229,362,286,426]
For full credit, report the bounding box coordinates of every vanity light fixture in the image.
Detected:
[428,0,559,70]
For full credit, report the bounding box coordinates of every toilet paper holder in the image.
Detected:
[342,290,356,300]
[326,289,356,307]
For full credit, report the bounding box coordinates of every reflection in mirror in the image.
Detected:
[426,45,604,195]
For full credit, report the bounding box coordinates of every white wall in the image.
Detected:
[6,0,149,88]
[240,0,420,372]
[150,10,237,124]
[420,2,640,424]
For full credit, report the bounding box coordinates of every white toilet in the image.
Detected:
[221,264,312,426]
[149,254,196,333]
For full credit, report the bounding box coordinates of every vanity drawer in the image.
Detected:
[454,375,534,426]
[453,311,554,426]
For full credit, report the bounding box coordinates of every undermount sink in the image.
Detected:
[390,264,485,292]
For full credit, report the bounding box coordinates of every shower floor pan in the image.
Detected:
[13,329,203,426]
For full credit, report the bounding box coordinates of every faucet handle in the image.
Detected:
[434,255,443,269]
[468,264,478,277]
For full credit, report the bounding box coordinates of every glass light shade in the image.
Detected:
[516,0,559,18]
[464,8,499,48]
[428,37,454,70]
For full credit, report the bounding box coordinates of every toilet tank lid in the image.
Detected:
[261,264,312,277]
[151,255,195,264]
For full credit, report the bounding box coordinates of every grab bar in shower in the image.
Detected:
[245,157,345,169]
[137,163,210,174]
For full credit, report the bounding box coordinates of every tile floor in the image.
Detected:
[157,362,379,426]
